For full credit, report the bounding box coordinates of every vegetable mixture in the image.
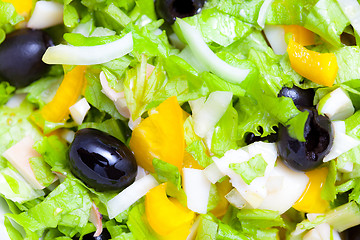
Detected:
[0,0,360,239]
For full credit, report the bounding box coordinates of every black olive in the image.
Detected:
[155,0,205,24]
[277,108,333,171]
[278,86,315,108]
[0,29,53,88]
[82,228,111,240]
[346,225,360,240]
[245,127,278,145]
[69,128,137,192]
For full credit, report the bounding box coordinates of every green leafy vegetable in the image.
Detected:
[229,154,267,184]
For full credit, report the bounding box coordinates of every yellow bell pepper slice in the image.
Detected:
[3,0,33,17]
[293,167,329,213]
[41,65,87,123]
[145,183,195,236]
[210,179,232,218]
[287,38,338,87]
[283,25,315,46]
[130,96,185,172]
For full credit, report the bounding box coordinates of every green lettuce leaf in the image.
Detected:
[304,0,349,47]
[187,8,253,47]
[152,158,181,189]
[84,68,124,120]
[321,161,337,202]
[127,200,159,240]
[195,214,218,240]
[17,76,62,108]
[79,118,129,144]
[0,1,24,42]
[266,0,316,25]
[0,82,15,105]
[124,55,166,120]
[29,156,57,188]
[0,101,43,169]
[63,33,121,46]
[211,105,238,157]
[33,136,69,174]
[229,154,267,184]
[8,177,92,238]
[0,168,44,204]
[215,0,263,25]
[186,140,213,168]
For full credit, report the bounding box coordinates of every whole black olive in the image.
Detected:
[82,229,111,240]
[69,128,137,192]
[277,108,333,171]
[278,86,315,108]
[155,0,205,24]
[0,29,53,88]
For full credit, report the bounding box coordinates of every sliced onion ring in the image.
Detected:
[42,33,133,65]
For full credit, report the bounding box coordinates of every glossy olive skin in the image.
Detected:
[82,229,111,240]
[69,128,137,192]
[155,0,205,24]
[278,86,315,108]
[0,29,53,88]
[277,108,333,171]
[346,225,360,240]
[245,128,278,145]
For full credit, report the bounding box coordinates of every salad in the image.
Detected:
[0,0,360,239]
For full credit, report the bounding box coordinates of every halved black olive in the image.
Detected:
[69,128,137,192]
[277,108,333,171]
[82,229,111,240]
[278,86,315,108]
[0,29,53,88]
[155,0,205,24]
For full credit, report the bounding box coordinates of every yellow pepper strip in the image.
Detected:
[130,96,185,172]
[293,167,329,213]
[287,38,338,87]
[210,179,232,218]
[41,66,87,123]
[283,25,316,46]
[145,183,195,236]
[3,0,33,17]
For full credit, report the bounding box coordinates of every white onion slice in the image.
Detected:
[337,0,360,35]
[27,1,64,29]
[225,188,246,209]
[182,168,211,214]
[177,19,250,84]
[186,216,200,240]
[323,121,360,162]
[192,91,233,138]
[263,25,287,55]
[69,98,91,125]
[107,174,158,219]
[258,161,309,214]
[43,33,133,65]
[5,93,27,108]
[257,0,274,28]
[204,163,224,184]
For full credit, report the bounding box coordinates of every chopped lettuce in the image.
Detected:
[211,105,238,156]
[186,140,213,168]
[152,158,181,189]
[0,82,15,105]
[304,0,349,47]
[229,154,267,184]
[124,55,166,120]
